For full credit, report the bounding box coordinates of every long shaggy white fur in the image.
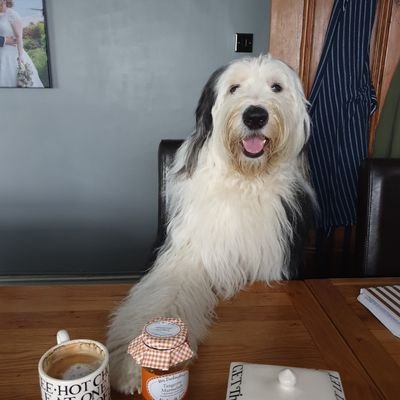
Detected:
[106,54,315,394]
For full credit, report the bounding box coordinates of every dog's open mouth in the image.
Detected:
[240,135,269,158]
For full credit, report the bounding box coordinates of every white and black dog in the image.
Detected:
[107,54,315,394]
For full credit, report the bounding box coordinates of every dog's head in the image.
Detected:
[182,54,310,176]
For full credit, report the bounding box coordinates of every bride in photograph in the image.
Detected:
[0,0,43,87]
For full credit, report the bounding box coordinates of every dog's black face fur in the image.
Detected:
[179,65,227,176]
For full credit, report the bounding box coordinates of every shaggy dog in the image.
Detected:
[107,54,315,394]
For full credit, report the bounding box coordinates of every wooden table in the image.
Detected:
[0,279,398,399]
[306,278,400,400]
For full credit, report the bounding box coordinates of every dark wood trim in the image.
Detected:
[299,0,316,96]
[369,0,394,154]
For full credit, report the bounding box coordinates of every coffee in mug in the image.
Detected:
[38,330,111,400]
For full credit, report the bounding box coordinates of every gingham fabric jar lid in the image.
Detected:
[128,317,194,371]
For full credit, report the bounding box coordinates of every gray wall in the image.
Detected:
[0,0,270,278]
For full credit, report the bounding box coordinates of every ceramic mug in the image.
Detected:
[38,330,111,400]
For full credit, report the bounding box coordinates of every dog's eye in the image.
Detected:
[229,84,240,94]
[271,83,283,93]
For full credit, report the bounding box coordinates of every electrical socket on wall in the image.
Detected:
[235,33,253,53]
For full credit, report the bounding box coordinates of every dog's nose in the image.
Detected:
[242,106,269,130]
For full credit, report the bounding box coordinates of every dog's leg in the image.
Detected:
[106,253,217,394]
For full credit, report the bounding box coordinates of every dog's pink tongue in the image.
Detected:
[242,136,265,154]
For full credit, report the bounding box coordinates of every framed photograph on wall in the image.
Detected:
[0,0,51,88]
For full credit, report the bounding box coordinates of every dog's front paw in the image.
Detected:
[109,349,141,395]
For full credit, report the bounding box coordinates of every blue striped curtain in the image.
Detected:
[308,0,377,232]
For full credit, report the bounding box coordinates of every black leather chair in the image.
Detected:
[355,158,400,276]
[151,139,184,257]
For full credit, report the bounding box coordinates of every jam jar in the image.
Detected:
[128,317,194,400]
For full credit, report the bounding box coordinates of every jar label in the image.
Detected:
[145,321,181,338]
[145,370,188,400]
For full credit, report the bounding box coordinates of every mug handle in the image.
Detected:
[56,329,70,345]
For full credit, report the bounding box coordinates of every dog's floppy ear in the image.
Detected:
[195,65,227,136]
[179,65,227,176]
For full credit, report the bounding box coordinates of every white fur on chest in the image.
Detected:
[167,163,298,296]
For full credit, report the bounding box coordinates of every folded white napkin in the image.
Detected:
[357,285,400,338]
[226,362,345,399]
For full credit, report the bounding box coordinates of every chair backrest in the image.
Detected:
[355,158,400,276]
[155,139,184,249]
